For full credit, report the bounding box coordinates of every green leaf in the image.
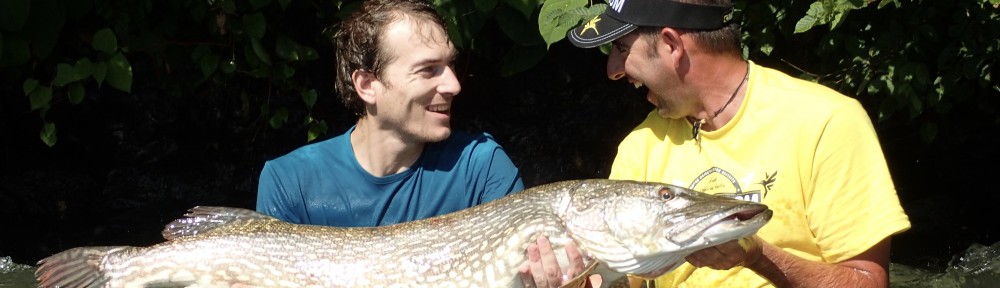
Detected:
[302,89,317,108]
[53,63,76,87]
[200,53,219,77]
[68,82,85,104]
[500,44,546,77]
[40,122,58,147]
[220,58,236,74]
[0,0,30,31]
[249,38,272,65]
[92,61,107,88]
[794,2,824,33]
[538,0,590,48]
[92,28,118,55]
[74,58,94,78]
[244,13,267,40]
[506,0,543,19]
[268,107,289,128]
[23,78,39,95]
[29,86,53,111]
[276,34,301,60]
[107,52,133,93]
[278,0,291,9]
[53,60,92,87]
[277,63,295,79]
[496,5,542,45]
[307,119,328,142]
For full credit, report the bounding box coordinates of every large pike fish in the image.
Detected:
[35,179,771,288]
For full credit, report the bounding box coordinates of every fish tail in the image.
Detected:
[35,246,127,288]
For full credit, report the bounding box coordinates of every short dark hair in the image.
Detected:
[636,0,741,57]
[332,0,448,116]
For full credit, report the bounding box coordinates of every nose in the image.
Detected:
[606,51,626,80]
[439,66,462,97]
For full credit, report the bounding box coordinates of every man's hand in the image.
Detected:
[684,236,761,270]
[518,236,591,288]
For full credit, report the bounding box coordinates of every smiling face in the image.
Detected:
[366,16,460,143]
[606,30,694,120]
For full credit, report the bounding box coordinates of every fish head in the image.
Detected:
[561,180,772,278]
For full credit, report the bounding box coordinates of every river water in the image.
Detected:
[4,241,999,287]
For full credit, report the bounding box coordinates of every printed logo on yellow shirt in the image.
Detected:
[688,167,767,202]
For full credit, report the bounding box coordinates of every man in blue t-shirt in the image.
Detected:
[256,0,588,286]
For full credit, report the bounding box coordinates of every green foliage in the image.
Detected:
[3,0,997,147]
[536,0,1000,144]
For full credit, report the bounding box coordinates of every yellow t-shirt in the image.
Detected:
[609,62,911,287]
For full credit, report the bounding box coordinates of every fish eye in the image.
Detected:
[658,188,674,200]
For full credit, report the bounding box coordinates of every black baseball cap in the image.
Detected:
[568,0,734,48]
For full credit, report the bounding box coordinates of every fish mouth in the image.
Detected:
[699,205,772,244]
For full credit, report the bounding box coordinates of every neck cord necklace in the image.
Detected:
[692,63,750,141]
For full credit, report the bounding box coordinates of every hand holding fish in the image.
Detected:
[685,235,763,270]
[519,236,593,288]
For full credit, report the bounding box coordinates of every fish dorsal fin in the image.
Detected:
[161,206,277,240]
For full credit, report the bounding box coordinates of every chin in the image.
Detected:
[425,127,452,142]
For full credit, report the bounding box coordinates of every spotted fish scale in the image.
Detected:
[35,179,772,288]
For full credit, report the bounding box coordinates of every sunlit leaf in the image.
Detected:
[307,119,328,142]
[538,0,588,48]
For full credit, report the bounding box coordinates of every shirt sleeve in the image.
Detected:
[475,134,525,203]
[256,160,304,223]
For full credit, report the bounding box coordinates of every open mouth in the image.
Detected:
[701,205,772,242]
[427,104,450,115]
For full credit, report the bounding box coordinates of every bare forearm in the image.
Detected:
[747,240,888,288]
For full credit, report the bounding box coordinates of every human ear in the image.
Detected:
[352,69,378,104]
[660,28,685,66]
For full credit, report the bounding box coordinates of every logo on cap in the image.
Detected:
[580,16,601,36]
[609,0,625,12]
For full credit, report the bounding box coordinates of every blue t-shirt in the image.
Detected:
[256,126,525,227]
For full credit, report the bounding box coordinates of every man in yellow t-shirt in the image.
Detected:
[566,0,910,287]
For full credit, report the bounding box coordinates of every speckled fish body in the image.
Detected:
[35,179,771,288]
